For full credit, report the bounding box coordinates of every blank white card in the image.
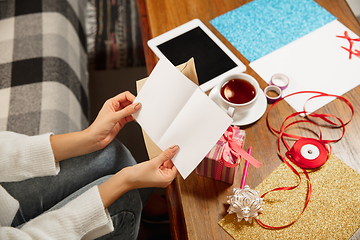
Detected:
[133,58,232,179]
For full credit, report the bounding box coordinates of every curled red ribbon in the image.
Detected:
[257,91,353,229]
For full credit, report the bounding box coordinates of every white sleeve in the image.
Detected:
[0,186,114,240]
[0,186,20,227]
[0,131,60,182]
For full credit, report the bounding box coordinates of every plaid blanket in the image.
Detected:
[0,0,89,136]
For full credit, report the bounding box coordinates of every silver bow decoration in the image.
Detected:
[227,185,264,223]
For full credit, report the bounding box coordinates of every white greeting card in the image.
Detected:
[133,58,232,179]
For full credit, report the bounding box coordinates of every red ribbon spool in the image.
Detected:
[285,138,328,169]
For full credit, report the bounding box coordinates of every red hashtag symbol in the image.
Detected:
[336,31,360,59]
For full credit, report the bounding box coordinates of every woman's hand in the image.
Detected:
[86,91,141,151]
[50,92,141,162]
[128,145,179,189]
[98,145,179,208]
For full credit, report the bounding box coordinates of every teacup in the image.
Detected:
[216,73,259,117]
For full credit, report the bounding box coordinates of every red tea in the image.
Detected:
[220,79,256,104]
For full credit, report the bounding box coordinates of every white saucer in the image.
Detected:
[209,86,267,126]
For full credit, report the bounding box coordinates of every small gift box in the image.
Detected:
[196,125,245,184]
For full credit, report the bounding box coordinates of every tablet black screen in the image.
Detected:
[157,27,237,86]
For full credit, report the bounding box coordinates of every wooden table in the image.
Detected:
[136,0,360,239]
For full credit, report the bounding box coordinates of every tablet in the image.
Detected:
[147,19,246,92]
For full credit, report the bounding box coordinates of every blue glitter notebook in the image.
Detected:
[210,0,336,62]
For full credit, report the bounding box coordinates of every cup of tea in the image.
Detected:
[216,73,259,117]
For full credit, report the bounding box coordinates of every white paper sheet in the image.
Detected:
[133,58,233,179]
[250,20,360,113]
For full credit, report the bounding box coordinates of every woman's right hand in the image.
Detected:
[98,145,179,208]
[127,145,179,189]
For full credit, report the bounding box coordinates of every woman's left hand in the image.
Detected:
[87,91,141,151]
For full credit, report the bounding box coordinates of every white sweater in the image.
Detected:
[0,132,114,240]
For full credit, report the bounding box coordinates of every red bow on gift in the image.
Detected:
[215,126,261,181]
[219,126,243,167]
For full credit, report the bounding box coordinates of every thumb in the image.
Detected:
[114,102,141,122]
[154,145,179,165]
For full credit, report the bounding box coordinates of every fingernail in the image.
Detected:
[133,103,141,110]
[170,145,179,150]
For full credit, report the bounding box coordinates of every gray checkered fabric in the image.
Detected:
[0,0,89,136]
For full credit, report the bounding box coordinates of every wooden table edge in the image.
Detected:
[136,1,188,239]
[136,0,157,75]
